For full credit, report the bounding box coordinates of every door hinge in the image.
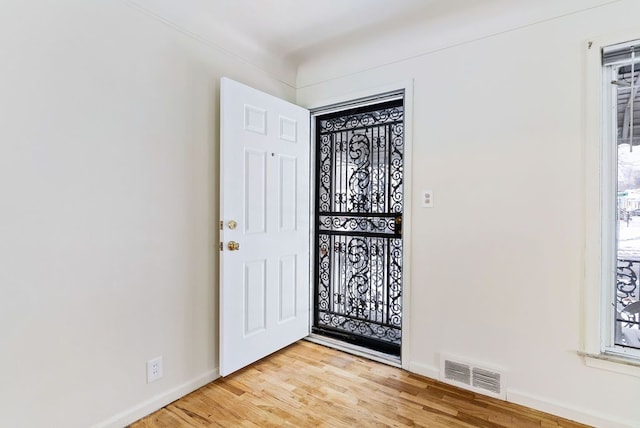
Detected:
[219,220,224,230]
[219,242,223,251]
[394,215,403,236]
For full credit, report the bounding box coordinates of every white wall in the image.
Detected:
[296,1,640,427]
[0,1,294,427]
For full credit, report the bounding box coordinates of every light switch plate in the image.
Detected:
[421,190,434,208]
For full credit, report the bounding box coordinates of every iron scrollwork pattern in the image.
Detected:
[617,258,639,307]
[314,99,404,355]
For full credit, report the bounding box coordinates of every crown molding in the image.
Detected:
[125,0,297,88]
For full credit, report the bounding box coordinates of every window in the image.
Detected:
[602,40,640,357]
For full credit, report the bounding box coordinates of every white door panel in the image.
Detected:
[220,78,310,376]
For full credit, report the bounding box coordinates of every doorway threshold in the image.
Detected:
[305,333,401,368]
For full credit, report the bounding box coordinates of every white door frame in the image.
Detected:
[300,80,414,370]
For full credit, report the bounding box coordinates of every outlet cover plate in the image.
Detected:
[147,356,163,383]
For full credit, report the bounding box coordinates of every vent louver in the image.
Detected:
[443,360,471,385]
[472,367,501,394]
[440,354,506,399]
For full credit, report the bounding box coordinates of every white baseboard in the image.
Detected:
[507,389,634,428]
[405,360,632,428]
[92,369,219,428]
[407,360,439,380]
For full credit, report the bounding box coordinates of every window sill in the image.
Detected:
[579,351,640,377]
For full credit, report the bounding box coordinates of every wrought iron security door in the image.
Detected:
[313,98,404,356]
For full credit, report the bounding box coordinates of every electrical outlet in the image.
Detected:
[421,190,434,208]
[147,356,163,383]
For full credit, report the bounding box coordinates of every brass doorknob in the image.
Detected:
[227,241,240,251]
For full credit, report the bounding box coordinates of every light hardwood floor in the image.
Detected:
[130,341,590,427]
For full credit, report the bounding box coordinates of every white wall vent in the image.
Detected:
[440,354,506,400]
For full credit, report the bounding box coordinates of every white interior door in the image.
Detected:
[219,77,310,376]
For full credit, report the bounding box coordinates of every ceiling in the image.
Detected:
[128,0,489,64]
[128,0,618,86]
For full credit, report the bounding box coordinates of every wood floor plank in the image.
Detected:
[129,341,591,428]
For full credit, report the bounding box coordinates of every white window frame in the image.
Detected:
[585,33,640,372]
